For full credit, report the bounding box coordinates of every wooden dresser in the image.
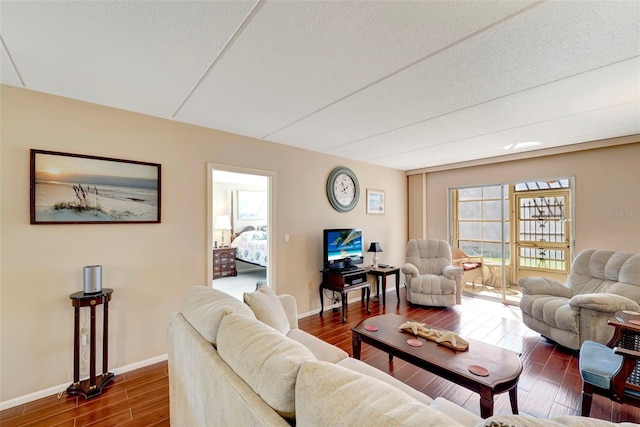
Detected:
[212,247,237,279]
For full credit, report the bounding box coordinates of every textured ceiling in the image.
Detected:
[1,1,638,170]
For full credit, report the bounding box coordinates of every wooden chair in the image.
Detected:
[579,319,640,416]
[451,248,484,288]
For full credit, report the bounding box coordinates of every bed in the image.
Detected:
[230,227,268,267]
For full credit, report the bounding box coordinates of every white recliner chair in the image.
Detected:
[519,249,640,350]
[402,239,463,307]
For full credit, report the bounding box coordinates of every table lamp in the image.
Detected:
[368,242,383,268]
[214,215,232,247]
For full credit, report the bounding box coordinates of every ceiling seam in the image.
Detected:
[260,0,547,141]
[171,0,265,118]
[0,35,26,87]
[337,55,640,160]
[366,99,639,166]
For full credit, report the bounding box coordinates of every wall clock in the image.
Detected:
[326,166,360,212]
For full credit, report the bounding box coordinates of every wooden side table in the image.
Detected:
[365,266,401,306]
[615,309,640,324]
[319,269,370,322]
[67,288,114,399]
[213,247,237,279]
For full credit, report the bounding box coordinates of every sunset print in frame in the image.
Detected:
[30,149,161,224]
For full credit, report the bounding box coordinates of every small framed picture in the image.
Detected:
[366,189,385,215]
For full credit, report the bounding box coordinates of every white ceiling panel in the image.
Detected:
[1,1,638,171]
[377,102,640,170]
[0,1,256,117]
[174,0,537,138]
[269,0,640,153]
[328,58,640,164]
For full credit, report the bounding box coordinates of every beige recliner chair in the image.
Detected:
[519,249,640,350]
[402,239,463,307]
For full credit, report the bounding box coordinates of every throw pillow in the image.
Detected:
[295,360,464,427]
[181,286,255,346]
[243,286,291,334]
[217,313,316,420]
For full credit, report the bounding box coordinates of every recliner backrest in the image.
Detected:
[405,239,452,275]
[568,250,640,300]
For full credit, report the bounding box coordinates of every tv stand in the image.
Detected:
[339,266,363,273]
[319,269,370,322]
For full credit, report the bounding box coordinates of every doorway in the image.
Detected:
[207,163,275,300]
[449,177,574,305]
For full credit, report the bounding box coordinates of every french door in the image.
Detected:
[450,178,574,305]
[514,190,571,283]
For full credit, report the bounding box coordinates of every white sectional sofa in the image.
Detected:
[168,285,635,426]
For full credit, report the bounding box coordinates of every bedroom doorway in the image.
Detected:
[207,163,274,300]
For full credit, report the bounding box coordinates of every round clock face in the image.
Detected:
[326,166,360,212]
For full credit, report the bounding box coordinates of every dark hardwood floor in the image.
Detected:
[2,288,639,426]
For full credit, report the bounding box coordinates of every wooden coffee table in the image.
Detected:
[351,313,522,418]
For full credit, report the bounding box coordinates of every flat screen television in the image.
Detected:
[323,228,364,270]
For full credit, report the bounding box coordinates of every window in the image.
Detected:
[455,185,510,264]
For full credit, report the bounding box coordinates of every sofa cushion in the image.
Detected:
[217,313,316,420]
[244,286,291,334]
[287,328,348,363]
[429,397,483,427]
[336,357,432,406]
[181,286,255,346]
[295,360,464,427]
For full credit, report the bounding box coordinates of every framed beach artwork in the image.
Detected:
[366,189,385,215]
[30,149,161,224]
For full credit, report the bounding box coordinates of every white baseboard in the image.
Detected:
[0,354,168,411]
[298,286,404,320]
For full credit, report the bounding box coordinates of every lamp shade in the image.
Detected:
[214,215,232,230]
[367,242,383,253]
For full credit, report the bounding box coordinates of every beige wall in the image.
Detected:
[0,86,407,402]
[417,141,640,253]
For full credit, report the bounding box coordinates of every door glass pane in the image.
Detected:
[482,242,503,261]
[483,200,502,220]
[459,201,481,219]
[459,222,481,239]
[483,185,502,198]
[459,240,482,256]
[519,247,566,270]
[459,188,482,200]
[483,222,502,241]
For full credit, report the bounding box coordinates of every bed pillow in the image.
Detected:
[181,286,255,346]
[243,286,291,335]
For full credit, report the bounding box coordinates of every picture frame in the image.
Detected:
[366,189,385,215]
[30,149,161,224]
[237,190,267,220]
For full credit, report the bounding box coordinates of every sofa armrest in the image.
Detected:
[519,277,571,298]
[443,265,463,280]
[569,293,640,313]
[402,263,419,277]
[277,294,298,329]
